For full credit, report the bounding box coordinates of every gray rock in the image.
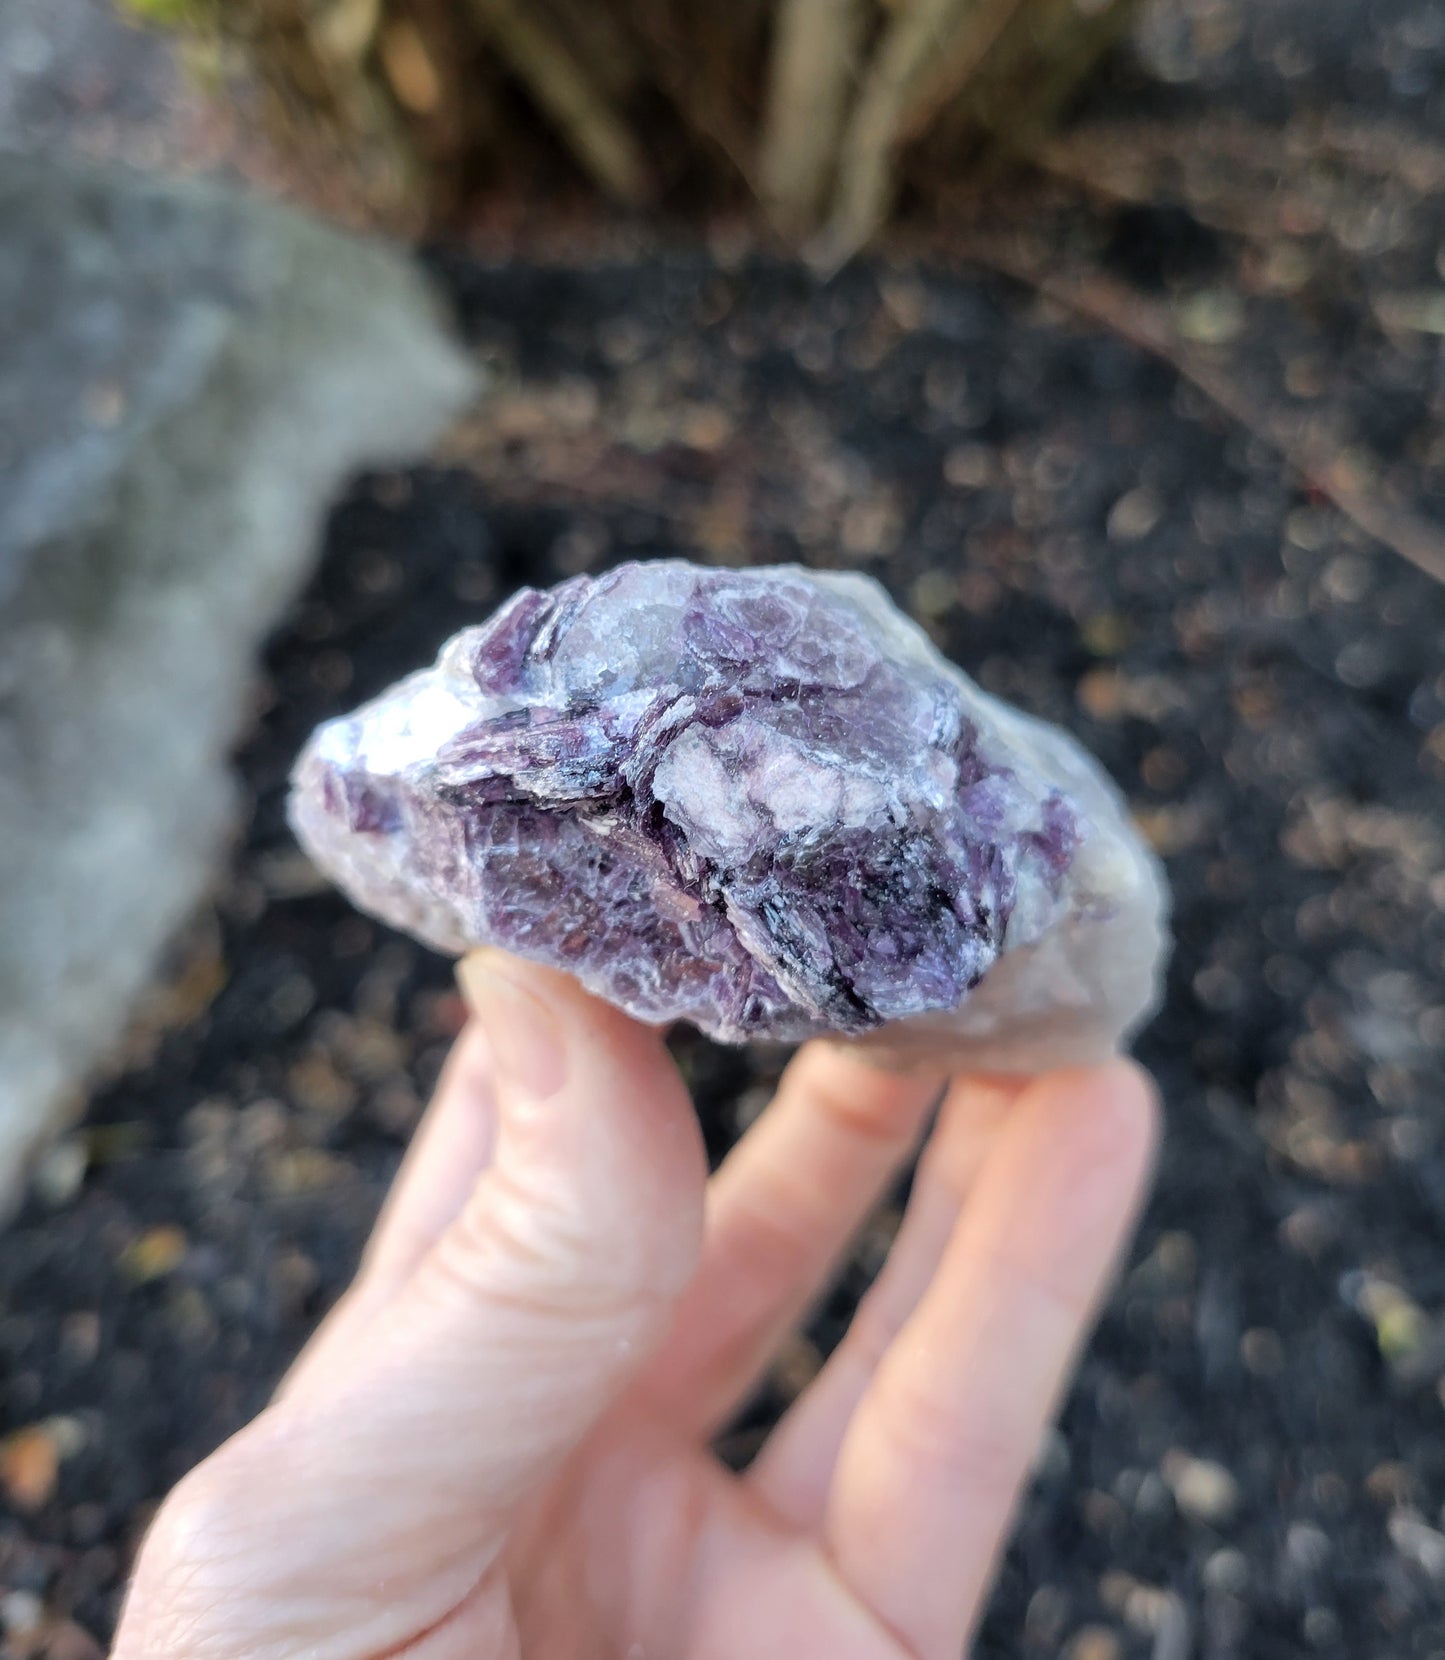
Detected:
[0,154,478,1209]
[0,0,184,169]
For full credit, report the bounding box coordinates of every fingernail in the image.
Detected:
[456,951,567,1099]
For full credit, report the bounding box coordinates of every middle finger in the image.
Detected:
[748,1073,1022,1525]
[641,1040,945,1437]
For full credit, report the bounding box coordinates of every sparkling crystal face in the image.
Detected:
[289,561,1160,1056]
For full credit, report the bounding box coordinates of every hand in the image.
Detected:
[113,950,1157,1660]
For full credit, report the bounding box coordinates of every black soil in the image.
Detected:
[6,7,1445,1656]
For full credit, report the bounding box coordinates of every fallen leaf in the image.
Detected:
[120,1225,189,1285]
[1,1426,59,1512]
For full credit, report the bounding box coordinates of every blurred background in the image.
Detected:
[2,1,1445,1655]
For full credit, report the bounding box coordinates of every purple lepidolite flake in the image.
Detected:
[289,561,1168,1069]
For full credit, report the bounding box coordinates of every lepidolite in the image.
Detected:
[289,561,1168,1069]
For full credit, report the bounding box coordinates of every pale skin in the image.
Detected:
[112,949,1158,1660]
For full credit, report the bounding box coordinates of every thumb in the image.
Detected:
[326,949,708,1522]
[117,953,706,1660]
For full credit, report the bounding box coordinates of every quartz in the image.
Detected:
[289,561,1169,1070]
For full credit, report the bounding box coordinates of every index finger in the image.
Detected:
[641,1041,946,1436]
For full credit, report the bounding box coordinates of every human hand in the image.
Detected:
[112,949,1157,1660]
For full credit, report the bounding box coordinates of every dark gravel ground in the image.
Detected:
[5,4,1445,1658]
[5,244,1445,1658]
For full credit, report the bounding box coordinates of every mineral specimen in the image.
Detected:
[289,561,1168,1070]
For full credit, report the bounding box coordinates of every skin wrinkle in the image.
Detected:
[199,1441,504,1660]
[311,1289,652,1522]
[681,1481,918,1660]
[510,1433,704,1657]
[422,1149,701,1321]
[857,1332,1070,1508]
[423,1239,685,1339]
[707,1066,935,1274]
[122,1471,410,1660]
[692,1129,910,1328]
[783,1054,943,1152]
[225,1406,495,1572]
[366,1567,515,1660]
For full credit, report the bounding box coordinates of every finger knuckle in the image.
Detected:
[873,1368,1023,1504]
[982,1234,1095,1331]
[432,1180,680,1324]
[724,1179,829,1286]
[791,1056,927,1155]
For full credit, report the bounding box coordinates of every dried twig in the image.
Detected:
[149,0,1170,244]
[957,235,1445,585]
[1032,110,1445,264]
[229,0,423,224]
[1048,112,1445,195]
[901,0,1032,143]
[314,0,382,66]
[463,0,652,204]
[813,0,973,271]
[759,0,866,235]
[928,0,1141,165]
[623,0,765,189]
[539,0,648,101]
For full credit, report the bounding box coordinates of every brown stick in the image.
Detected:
[901,0,1032,143]
[313,0,383,65]
[623,0,765,190]
[812,0,973,271]
[759,0,867,236]
[462,0,652,204]
[537,0,648,100]
[235,0,425,225]
[957,235,1445,585]
[1044,111,1445,196]
[929,0,1142,162]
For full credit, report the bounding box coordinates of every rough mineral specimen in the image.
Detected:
[290,561,1168,1070]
